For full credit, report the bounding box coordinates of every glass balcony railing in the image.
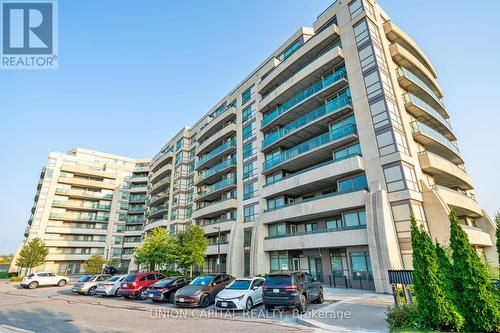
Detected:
[263,123,357,171]
[396,67,444,109]
[129,195,147,202]
[265,224,366,239]
[263,92,351,148]
[198,157,237,181]
[410,121,460,157]
[147,204,169,216]
[262,67,347,127]
[52,200,111,210]
[430,184,476,201]
[55,188,113,200]
[196,138,236,168]
[198,177,237,198]
[403,93,451,132]
[49,213,109,222]
[128,206,145,213]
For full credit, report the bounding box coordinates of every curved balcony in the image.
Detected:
[150,150,174,173]
[195,138,237,171]
[262,123,358,175]
[198,106,237,141]
[260,46,345,114]
[389,43,442,98]
[55,188,113,200]
[192,198,238,220]
[52,200,112,211]
[150,162,172,183]
[58,177,115,190]
[147,191,169,206]
[262,92,352,153]
[129,195,147,203]
[49,213,109,222]
[419,151,473,191]
[462,225,493,247]
[195,177,237,202]
[195,157,237,186]
[261,66,348,130]
[410,121,462,164]
[147,204,169,219]
[431,185,482,217]
[402,93,454,140]
[128,206,145,214]
[197,123,237,156]
[259,23,341,95]
[384,20,437,78]
[198,218,234,234]
[262,187,367,224]
[148,176,171,195]
[396,67,445,115]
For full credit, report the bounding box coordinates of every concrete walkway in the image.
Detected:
[297,287,393,332]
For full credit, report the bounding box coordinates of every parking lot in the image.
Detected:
[0,281,331,333]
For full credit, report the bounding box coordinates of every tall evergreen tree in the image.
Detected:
[495,212,500,277]
[449,210,500,332]
[410,216,463,330]
[435,242,455,303]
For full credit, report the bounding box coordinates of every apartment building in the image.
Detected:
[12,148,149,274]
[145,0,497,293]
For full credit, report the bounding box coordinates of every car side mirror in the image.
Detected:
[252,286,259,291]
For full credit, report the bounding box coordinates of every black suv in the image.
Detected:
[262,271,323,312]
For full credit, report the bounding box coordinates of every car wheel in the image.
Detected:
[28,282,38,290]
[88,287,97,296]
[200,294,210,308]
[245,297,253,311]
[168,293,175,303]
[115,288,120,297]
[297,294,307,313]
[57,280,67,287]
[138,289,147,300]
[315,289,324,304]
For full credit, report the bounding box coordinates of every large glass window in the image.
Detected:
[267,196,284,210]
[242,105,254,123]
[349,0,364,19]
[244,203,259,222]
[282,38,302,60]
[243,142,254,159]
[243,182,256,200]
[243,123,253,141]
[270,251,288,271]
[349,251,372,280]
[242,86,253,105]
[243,228,252,247]
[344,210,367,228]
[338,174,368,191]
[243,162,255,180]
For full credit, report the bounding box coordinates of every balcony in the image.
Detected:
[129,184,147,193]
[195,157,237,186]
[264,226,368,252]
[149,176,171,194]
[55,188,113,200]
[147,191,169,206]
[147,204,169,219]
[197,123,237,156]
[396,67,445,114]
[462,225,493,247]
[383,20,437,78]
[259,24,341,95]
[126,217,144,224]
[52,200,112,211]
[431,185,482,217]
[410,121,462,164]
[262,154,364,198]
[128,206,145,214]
[60,165,117,180]
[262,123,358,175]
[195,177,237,202]
[403,93,453,141]
[389,43,442,98]
[150,163,172,183]
[206,243,229,256]
[150,150,174,173]
[129,195,147,203]
[58,177,115,190]
[195,139,237,170]
[192,198,238,220]
[262,188,367,224]
[198,106,237,141]
[418,151,473,190]
[45,226,108,235]
[262,93,352,152]
[261,66,348,130]
[49,213,109,222]
[198,219,234,234]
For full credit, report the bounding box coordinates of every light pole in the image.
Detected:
[213,226,221,273]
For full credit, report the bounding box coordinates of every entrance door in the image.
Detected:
[292,258,300,271]
[308,257,323,282]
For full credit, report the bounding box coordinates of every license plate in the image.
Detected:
[221,302,227,307]
[273,289,280,293]
[149,294,154,298]
[178,298,184,302]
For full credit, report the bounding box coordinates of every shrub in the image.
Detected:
[9,275,24,282]
[160,270,183,277]
[386,303,421,329]
[0,272,9,279]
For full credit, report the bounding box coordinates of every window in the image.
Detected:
[244,228,252,247]
[349,251,372,280]
[334,143,361,160]
[267,196,284,210]
[338,174,368,192]
[316,16,338,34]
[175,151,183,165]
[242,87,253,105]
[330,252,344,276]
[269,224,286,237]
[343,210,367,228]
[243,142,254,159]
[243,183,256,200]
[349,0,364,19]
[383,163,418,192]
[176,138,184,150]
[242,105,254,123]
[266,172,283,185]
[305,223,318,232]
[243,123,253,141]
[283,38,302,60]
[244,203,259,222]
[270,251,288,271]
[326,218,342,231]
[243,162,255,180]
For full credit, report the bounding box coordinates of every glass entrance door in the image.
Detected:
[308,257,323,282]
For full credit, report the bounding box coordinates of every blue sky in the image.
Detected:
[1,0,499,254]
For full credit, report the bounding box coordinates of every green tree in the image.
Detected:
[16,238,49,273]
[449,210,500,332]
[434,242,456,304]
[410,216,463,331]
[83,254,106,274]
[176,225,208,278]
[496,212,500,277]
[134,228,177,271]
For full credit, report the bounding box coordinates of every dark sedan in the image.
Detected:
[175,274,234,308]
[145,277,190,303]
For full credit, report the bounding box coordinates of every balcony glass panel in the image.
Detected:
[199,157,237,180]
[403,93,451,131]
[410,121,460,157]
[196,138,236,168]
[396,67,444,108]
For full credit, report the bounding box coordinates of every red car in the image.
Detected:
[118,272,166,300]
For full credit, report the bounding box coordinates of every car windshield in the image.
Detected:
[106,276,120,282]
[190,276,214,286]
[226,280,251,290]
[152,279,174,287]
[77,275,94,282]
[27,273,35,278]
[264,276,292,286]
[123,274,137,282]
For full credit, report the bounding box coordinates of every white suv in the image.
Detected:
[21,272,69,289]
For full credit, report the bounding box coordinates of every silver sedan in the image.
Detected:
[95,275,126,296]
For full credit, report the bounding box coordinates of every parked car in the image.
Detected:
[145,276,190,303]
[20,272,69,289]
[95,275,126,296]
[118,272,167,300]
[175,274,234,308]
[72,274,112,295]
[215,277,265,310]
[262,272,323,313]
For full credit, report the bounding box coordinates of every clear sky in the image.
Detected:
[1,0,499,254]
